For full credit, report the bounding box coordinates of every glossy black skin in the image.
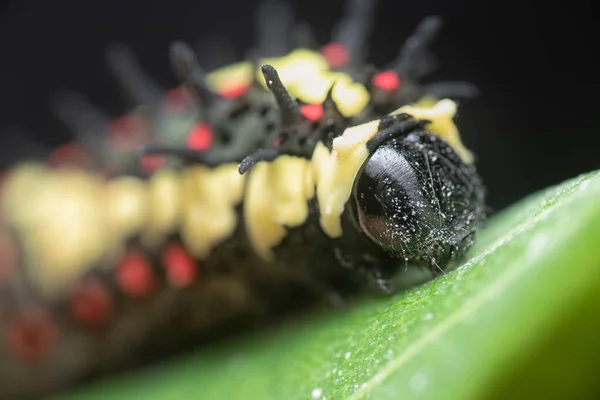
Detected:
[315,128,486,293]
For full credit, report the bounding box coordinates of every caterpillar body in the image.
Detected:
[0,1,486,398]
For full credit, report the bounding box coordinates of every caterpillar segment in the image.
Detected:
[0,2,486,398]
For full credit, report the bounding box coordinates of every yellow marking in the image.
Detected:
[205,61,254,95]
[330,73,370,117]
[244,156,314,260]
[106,176,148,242]
[258,49,330,88]
[314,122,379,237]
[414,95,439,108]
[393,99,473,163]
[180,163,245,258]
[205,49,370,118]
[5,167,109,296]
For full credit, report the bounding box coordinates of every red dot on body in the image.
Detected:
[186,123,213,151]
[139,154,166,174]
[300,104,324,122]
[219,83,251,99]
[372,70,401,92]
[47,142,92,169]
[107,114,147,152]
[161,244,197,288]
[162,87,194,111]
[116,250,155,297]
[7,312,57,362]
[321,43,350,69]
[70,280,113,329]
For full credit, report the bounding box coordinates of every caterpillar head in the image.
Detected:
[300,111,486,294]
[347,116,486,289]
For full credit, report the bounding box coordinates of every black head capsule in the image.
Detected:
[347,124,485,287]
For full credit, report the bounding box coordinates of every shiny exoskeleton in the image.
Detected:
[352,124,485,288]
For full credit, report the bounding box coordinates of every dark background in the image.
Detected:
[0,0,598,211]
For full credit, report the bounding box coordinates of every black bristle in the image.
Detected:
[238,147,281,175]
[331,0,380,66]
[291,21,319,49]
[195,35,237,71]
[377,113,411,131]
[51,89,110,156]
[322,84,344,119]
[246,48,262,79]
[394,16,443,78]
[410,51,439,79]
[106,43,163,110]
[169,41,219,115]
[366,119,430,153]
[260,64,301,128]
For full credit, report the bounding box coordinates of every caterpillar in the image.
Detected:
[0,1,486,398]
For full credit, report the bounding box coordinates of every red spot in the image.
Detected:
[186,123,213,151]
[372,70,401,92]
[300,104,324,122]
[47,142,92,169]
[8,312,57,362]
[107,114,147,152]
[321,43,350,69]
[116,250,155,297]
[218,84,251,99]
[161,244,197,288]
[139,154,166,174]
[70,280,113,329]
[162,87,194,111]
[0,230,18,284]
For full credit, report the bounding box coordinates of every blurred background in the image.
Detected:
[0,0,598,211]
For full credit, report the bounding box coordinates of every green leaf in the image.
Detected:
[57,171,600,400]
